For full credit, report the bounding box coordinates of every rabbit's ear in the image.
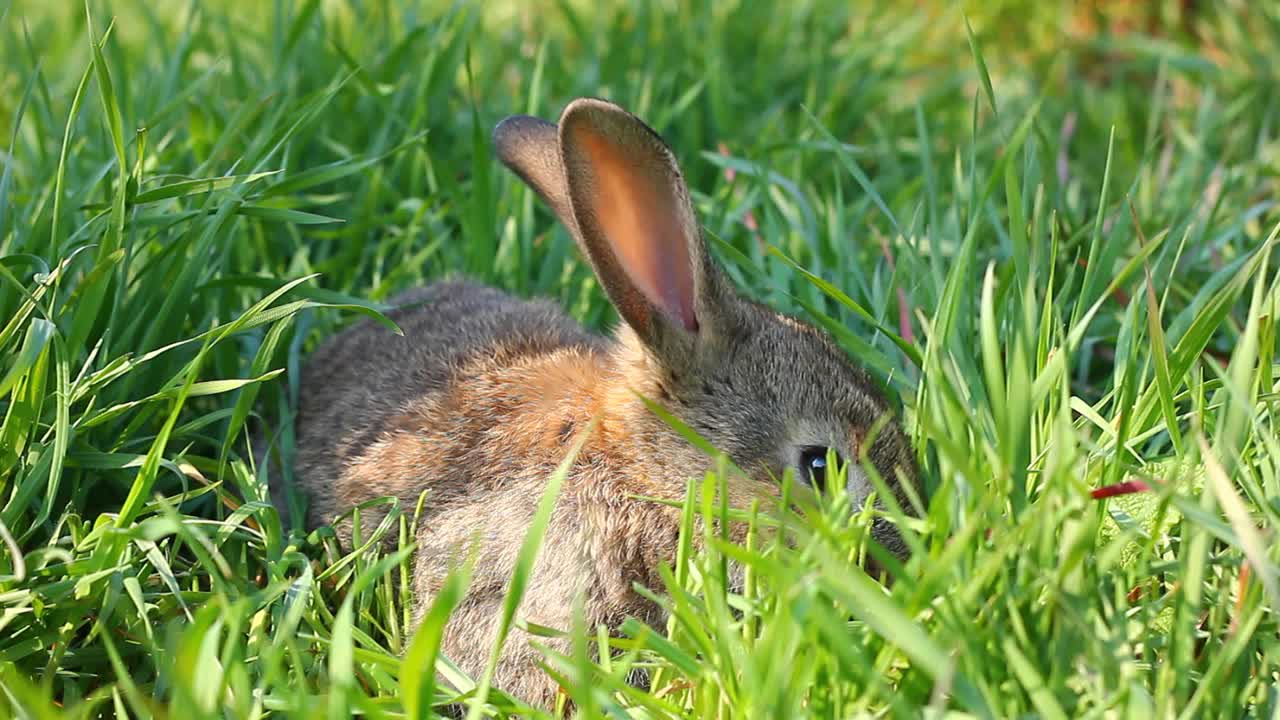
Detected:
[557,98,725,349]
[493,115,575,227]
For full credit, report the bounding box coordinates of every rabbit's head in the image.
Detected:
[494,98,918,559]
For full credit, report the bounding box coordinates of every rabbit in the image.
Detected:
[278,97,919,710]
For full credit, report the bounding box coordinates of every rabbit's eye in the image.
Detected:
[799,446,839,492]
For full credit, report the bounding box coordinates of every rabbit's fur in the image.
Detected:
[280,98,918,709]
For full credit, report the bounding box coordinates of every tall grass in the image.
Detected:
[1,0,1278,717]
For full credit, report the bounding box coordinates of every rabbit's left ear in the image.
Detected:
[556,98,729,353]
[493,114,575,227]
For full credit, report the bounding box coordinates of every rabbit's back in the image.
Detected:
[285,280,602,531]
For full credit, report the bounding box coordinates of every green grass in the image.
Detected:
[1,0,1279,716]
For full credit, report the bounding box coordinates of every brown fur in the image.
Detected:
[280,98,919,709]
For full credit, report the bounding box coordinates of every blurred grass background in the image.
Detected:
[1,0,1278,717]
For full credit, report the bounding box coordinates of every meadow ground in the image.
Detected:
[1,0,1279,717]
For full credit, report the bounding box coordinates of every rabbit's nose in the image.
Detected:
[864,515,912,583]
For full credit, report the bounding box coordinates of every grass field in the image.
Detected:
[2,0,1279,716]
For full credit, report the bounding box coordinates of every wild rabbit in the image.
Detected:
[279,97,918,708]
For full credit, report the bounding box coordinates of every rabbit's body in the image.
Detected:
[291,280,602,533]
[293,280,687,704]
[283,98,919,709]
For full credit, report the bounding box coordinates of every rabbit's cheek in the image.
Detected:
[844,464,871,507]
